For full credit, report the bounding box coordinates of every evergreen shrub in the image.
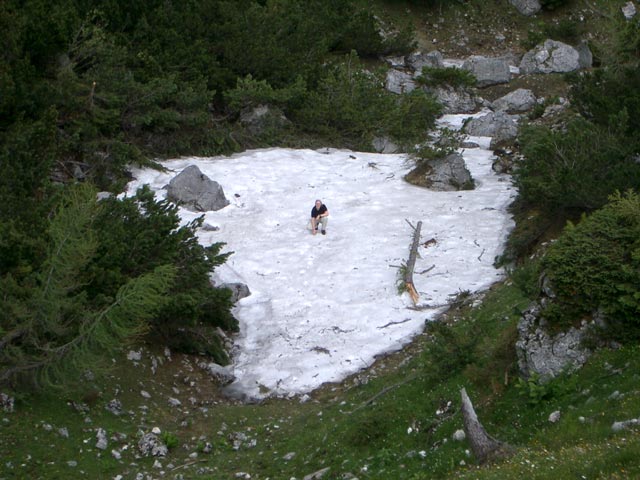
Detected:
[540,191,640,342]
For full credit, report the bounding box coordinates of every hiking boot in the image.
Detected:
[321,230,326,235]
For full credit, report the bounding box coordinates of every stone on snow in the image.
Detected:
[166,164,230,212]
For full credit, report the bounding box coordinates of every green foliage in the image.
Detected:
[515,372,555,406]
[522,18,582,50]
[540,191,640,341]
[224,75,307,114]
[540,0,572,10]
[416,66,476,88]
[89,186,237,362]
[0,185,175,387]
[161,431,180,450]
[515,116,640,214]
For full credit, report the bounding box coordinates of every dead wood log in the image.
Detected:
[404,220,422,304]
[460,387,514,463]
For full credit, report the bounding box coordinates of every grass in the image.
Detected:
[2,281,640,479]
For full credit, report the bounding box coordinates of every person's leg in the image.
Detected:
[320,216,328,233]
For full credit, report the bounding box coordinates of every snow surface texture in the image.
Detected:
[126,111,516,400]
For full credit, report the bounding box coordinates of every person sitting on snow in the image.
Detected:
[310,199,329,235]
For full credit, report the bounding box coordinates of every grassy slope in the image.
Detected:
[2,1,639,479]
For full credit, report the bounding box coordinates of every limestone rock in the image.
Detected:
[406,50,445,71]
[520,40,585,74]
[462,55,511,87]
[509,0,542,16]
[412,153,473,191]
[167,165,230,212]
[385,69,416,94]
[463,111,518,147]
[492,88,537,113]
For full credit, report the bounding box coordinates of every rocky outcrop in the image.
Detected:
[431,85,477,114]
[515,302,592,381]
[406,50,445,71]
[411,153,473,191]
[463,111,518,147]
[520,40,590,74]
[166,165,230,212]
[492,88,537,113]
[509,0,542,16]
[462,55,511,87]
[385,69,416,94]
[372,136,400,153]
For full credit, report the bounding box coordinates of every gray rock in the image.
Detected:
[372,136,400,154]
[462,55,511,87]
[138,432,168,457]
[492,88,537,113]
[105,399,123,416]
[406,50,445,71]
[452,429,466,441]
[168,397,182,407]
[385,69,416,94]
[515,302,591,381]
[0,393,14,413]
[548,410,561,423]
[431,86,477,114]
[520,40,583,74]
[240,104,289,136]
[622,1,637,20]
[420,153,473,191]
[167,165,230,212]
[199,362,236,386]
[96,428,108,450]
[576,40,593,69]
[304,467,331,480]
[463,111,518,147]
[612,418,639,432]
[222,282,251,303]
[509,0,542,16]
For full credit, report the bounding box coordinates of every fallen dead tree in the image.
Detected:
[460,387,514,463]
[404,220,422,304]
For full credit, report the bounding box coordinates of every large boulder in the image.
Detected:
[167,165,230,212]
[407,153,473,191]
[462,55,511,87]
[385,69,416,94]
[406,50,445,72]
[431,85,477,114]
[509,0,541,16]
[492,88,537,113]
[515,303,591,381]
[519,40,586,74]
[463,111,518,147]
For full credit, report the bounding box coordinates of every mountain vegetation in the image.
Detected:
[1,0,640,478]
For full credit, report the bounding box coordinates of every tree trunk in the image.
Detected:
[404,220,422,304]
[460,387,513,463]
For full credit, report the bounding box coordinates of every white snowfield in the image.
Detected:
[126,112,516,400]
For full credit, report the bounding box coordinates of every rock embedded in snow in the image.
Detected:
[410,153,473,191]
[166,164,230,212]
[463,111,518,147]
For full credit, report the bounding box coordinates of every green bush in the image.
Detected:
[416,66,476,88]
[515,116,640,214]
[88,186,237,363]
[540,191,640,342]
